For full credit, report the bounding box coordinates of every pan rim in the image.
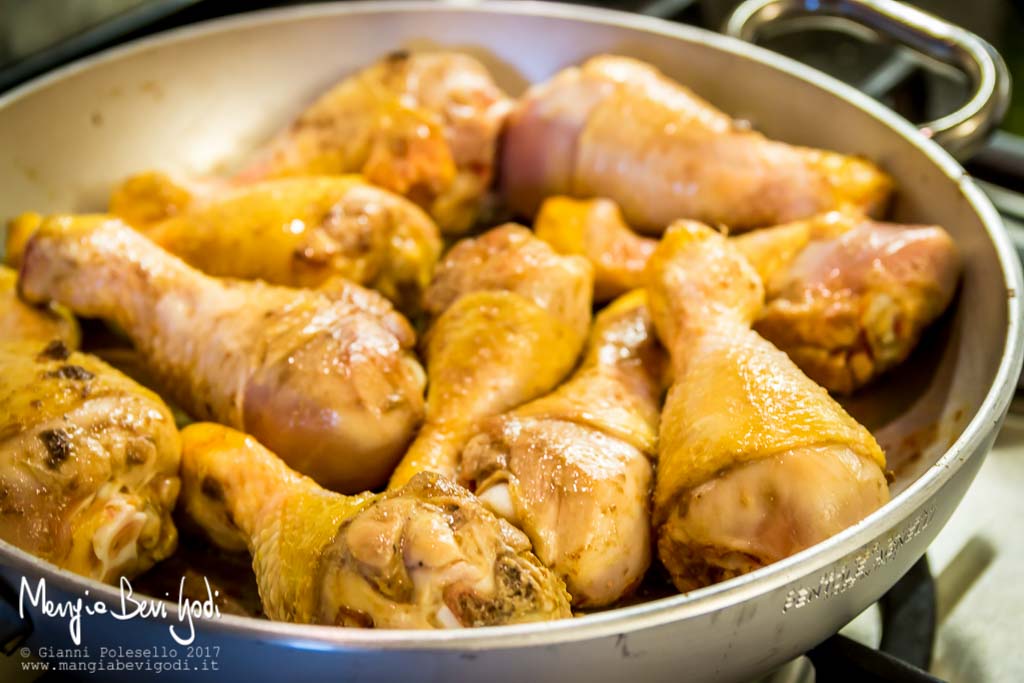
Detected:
[1,0,1021,650]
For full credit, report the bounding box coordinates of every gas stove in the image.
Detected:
[1,2,1022,682]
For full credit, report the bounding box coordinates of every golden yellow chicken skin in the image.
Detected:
[535,198,961,393]
[108,170,200,229]
[534,197,656,303]
[462,290,664,607]
[535,195,817,302]
[17,216,425,494]
[0,265,79,346]
[388,224,593,490]
[134,176,442,315]
[180,423,571,628]
[743,212,961,394]
[0,339,180,582]
[647,221,889,592]
[238,51,510,235]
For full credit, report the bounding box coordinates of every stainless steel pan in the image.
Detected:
[0,2,1020,681]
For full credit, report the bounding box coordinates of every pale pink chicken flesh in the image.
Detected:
[502,55,892,232]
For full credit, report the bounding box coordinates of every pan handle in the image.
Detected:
[724,0,1011,159]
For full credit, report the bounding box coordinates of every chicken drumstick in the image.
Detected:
[647,221,889,592]
[112,52,510,235]
[0,335,180,583]
[503,56,891,232]
[244,51,510,234]
[462,289,663,607]
[388,224,593,489]
[181,423,571,628]
[145,176,440,316]
[18,216,426,493]
[536,198,960,393]
[0,264,79,347]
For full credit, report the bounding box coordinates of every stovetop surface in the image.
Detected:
[926,416,1024,682]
